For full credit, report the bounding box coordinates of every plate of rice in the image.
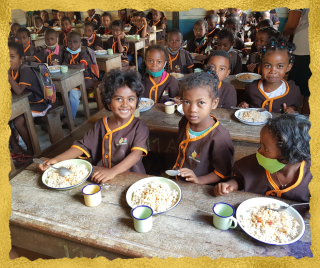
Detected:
[48,65,61,73]
[236,197,306,245]
[95,50,108,55]
[170,73,184,80]
[138,97,154,112]
[235,109,272,126]
[235,73,261,83]
[126,177,182,214]
[42,159,93,190]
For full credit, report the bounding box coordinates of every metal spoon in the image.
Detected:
[33,158,73,177]
[268,203,309,212]
[165,170,180,176]
[230,106,267,112]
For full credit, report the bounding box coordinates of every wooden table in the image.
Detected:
[10,92,41,156]
[95,53,122,72]
[223,75,249,91]
[10,163,311,259]
[32,36,45,47]
[50,68,90,132]
[149,29,163,44]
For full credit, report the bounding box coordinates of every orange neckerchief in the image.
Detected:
[153,20,160,26]
[105,28,112,34]
[87,33,96,47]
[135,24,145,34]
[169,52,179,70]
[24,41,30,53]
[35,27,42,34]
[112,38,118,52]
[63,33,68,46]
[218,81,222,90]
[195,39,207,53]
[70,53,80,64]
[148,73,169,103]
[11,70,19,80]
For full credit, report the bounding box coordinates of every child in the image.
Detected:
[67,12,81,25]
[149,10,166,45]
[239,37,301,113]
[85,9,101,30]
[54,11,66,27]
[249,19,273,53]
[142,45,179,103]
[32,16,47,35]
[166,28,194,74]
[247,27,280,74]
[38,69,149,183]
[206,14,220,41]
[218,9,228,27]
[61,32,94,122]
[216,28,242,75]
[204,50,237,108]
[128,11,151,73]
[214,114,311,202]
[16,28,39,60]
[118,9,129,25]
[51,10,59,25]
[58,17,72,46]
[224,17,244,50]
[82,21,103,50]
[232,9,249,27]
[104,20,129,70]
[186,19,208,54]
[8,23,20,42]
[172,72,234,184]
[97,12,112,35]
[129,9,137,26]
[40,10,53,27]
[34,29,64,66]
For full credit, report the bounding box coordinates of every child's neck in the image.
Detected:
[263,79,283,93]
[107,114,132,131]
[189,115,215,132]
[23,42,29,48]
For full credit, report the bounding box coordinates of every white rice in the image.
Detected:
[46,164,89,188]
[138,100,153,110]
[238,110,268,123]
[239,203,300,243]
[131,180,179,213]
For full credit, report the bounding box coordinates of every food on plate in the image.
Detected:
[131,180,179,213]
[48,65,61,71]
[138,100,153,110]
[170,73,184,79]
[238,110,268,123]
[237,73,261,80]
[95,50,107,53]
[239,203,301,243]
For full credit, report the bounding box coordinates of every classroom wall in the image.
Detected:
[11,9,26,27]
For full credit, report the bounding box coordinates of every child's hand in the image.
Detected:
[118,32,125,40]
[247,63,256,73]
[238,102,249,108]
[283,103,295,114]
[38,158,59,172]
[91,166,116,184]
[179,168,199,184]
[44,23,49,27]
[142,17,147,24]
[214,182,234,196]
[95,46,103,50]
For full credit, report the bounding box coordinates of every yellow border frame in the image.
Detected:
[2,1,318,267]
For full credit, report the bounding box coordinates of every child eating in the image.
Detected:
[142,45,179,103]
[38,69,149,183]
[206,14,220,44]
[204,50,237,108]
[149,10,166,45]
[186,19,208,54]
[8,23,20,42]
[224,17,244,51]
[40,10,53,27]
[16,28,38,60]
[97,12,112,35]
[67,12,81,25]
[118,9,129,25]
[82,21,103,50]
[172,72,234,184]
[166,28,194,74]
[214,114,311,202]
[239,37,301,113]
[54,11,66,27]
[32,16,47,35]
[85,9,101,30]
[58,17,72,46]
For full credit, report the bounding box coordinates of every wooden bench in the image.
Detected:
[45,105,64,144]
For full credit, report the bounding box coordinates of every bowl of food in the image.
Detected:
[244,41,253,47]
[138,97,154,112]
[94,50,108,55]
[236,197,306,245]
[48,65,61,73]
[235,73,261,83]
[235,109,272,126]
[126,177,182,215]
[42,159,93,190]
[170,73,184,80]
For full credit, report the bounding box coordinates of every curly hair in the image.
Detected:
[84,21,96,31]
[257,26,280,39]
[61,16,71,25]
[16,27,30,37]
[8,41,24,59]
[225,17,240,32]
[101,69,145,111]
[111,20,124,30]
[259,19,273,28]
[33,16,43,24]
[194,19,208,31]
[44,28,58,37]
[205,50,231,69]
[217,28,234,44]
[266,114,310,164]
[179,72,219,100]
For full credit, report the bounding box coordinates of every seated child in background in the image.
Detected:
[38,69,150,184]
[34,29,64,66]
[233,8,249,27]
[51,10,59,25]
[216,28,242,75]
[206,14,220,45]
[247,27,280,74]
[128,11,151,73]
[214,114,311,203]
[186,19,208,54]
[16,28,39,60]
[149,10,166,45]
[118,9,129,25]
[104,20,129,71]
[8,23,20,42]
[32,16,47,35]
[129,9,137,26]
[204,50,237,108]
[224,17,244,51]
[54,11,65,27]
[143,45,179,103]
[218,9,228,27]
[85,9,101,30]
[239,37,301,113]
[40,10,53,27]
[58,17,72,46]
[97,12,112,35]
[166,28,194,74]
[82,21,103,50]
[61,32,94,123]
[250,19,273,53]
[68,12,81,25]
[172,72,234,184]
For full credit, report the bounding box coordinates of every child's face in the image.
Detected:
[193,23,207,39]
[11,25,20,35]
[45,33,57,46]
[61,20,71,31]
[207,19,217,30]
[258,125,281,160]
[219,9,228,14]
[58,12,65,21]
[9,47,22,70]
[41,12,49,22]
[87,9,95,17]
[261,50,292,85]
[207,56,231,81]
[167,32,183,52]
[119,11,126,21]
[109,85,137,119]
[84,25,94,37]
[134,16,143,28]
[35,19,43,28]
[255,31,269,51]
[101,16,111,27]
[68,12,75,19]
[16,32,30,46]
[225,23,236,34]
[67,35,81,51]
[217,38,232,52]
[145,50,166,73]
[182,87,218,124]
[112,25,123,39]
[52,11,57,19]
[152,11,162,21]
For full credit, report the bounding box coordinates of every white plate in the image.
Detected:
[53,27,61,31]
[235,109,272,126]
[170,73,184,80]
[42,159,93,190]
[95,50,108,55]
[48,65,61,73]
[244,42,253,47]
[177,104,184,116]
[138,97,154,112]
[190,53,200,60]
[235,72,261,83]
[126,177,182,215]
[236,197,306,246]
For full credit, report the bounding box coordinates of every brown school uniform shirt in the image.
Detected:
[246,52,261,74]
[234,36,244,50]
[85,14,101,30]
[104,37,129,70]
[172,115,234,182]
[72,115,149,173]
[207,28,220,39]
[33,26,48,35]
[242,79,302,113]
[23,43,39,58]
[58,31,68,46]
[149,19,166,42]
[186,38,207,54]
[239,12,249,27]
[97,26,112,35]
[128,24,151,48]
[34,45,64,66]
[81,33,103,50]
[168,50,194,74]
[233,154,311,202]
[217,81,237,108]
[143,73,180,103]
[70,18,81,25]
[229,50,242,75]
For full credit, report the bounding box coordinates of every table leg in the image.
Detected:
[135,43,138,72]
[23,106,41,156]
[79,75,90,120]
[60,87,75,131]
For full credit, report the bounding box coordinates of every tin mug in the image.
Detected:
[82,184,101,207]
[131,205,153,233]
[107,49,113,55]
[164,101,178,114]
[212,202,237,230]
[135,34,140,41]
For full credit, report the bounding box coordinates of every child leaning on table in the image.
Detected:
[172,72,234,185]
[148,9,166,45]
[214,114,312,203]
[186,19,208,55]
[81,21,103,50]
[39,69,150,184]
[58,17,72,47]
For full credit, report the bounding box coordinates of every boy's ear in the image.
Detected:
[226,69,231,77]
[212,97,219,109]
[286,62,293,73]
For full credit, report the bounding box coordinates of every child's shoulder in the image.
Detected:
[132,116,149,130]
[221,81,236,90]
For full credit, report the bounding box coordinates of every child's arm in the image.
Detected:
[194,54,208,62]
[141,18,148,38]
[8,73,26,95]
[116,33,126,53]
[179,168,222,184]
[214,179,239,196]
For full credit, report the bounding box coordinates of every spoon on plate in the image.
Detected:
[230,106,267,112]
[268,203,309,212]
[165,170,180,176]
[33,158,73,177]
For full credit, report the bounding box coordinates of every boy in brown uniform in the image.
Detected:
[206,14,220,43]
[16,28,39,60]
[186,19,208,54]
[149,10,166,45]
[8,23,20,42]
[41,10,53,27]
[85,9,101,30]
[67,12,81,25]
[224,17,244,50]
[81,21,103,50]
[32,16,47,35]
[58,17,72,46]
[97,12,112,35]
